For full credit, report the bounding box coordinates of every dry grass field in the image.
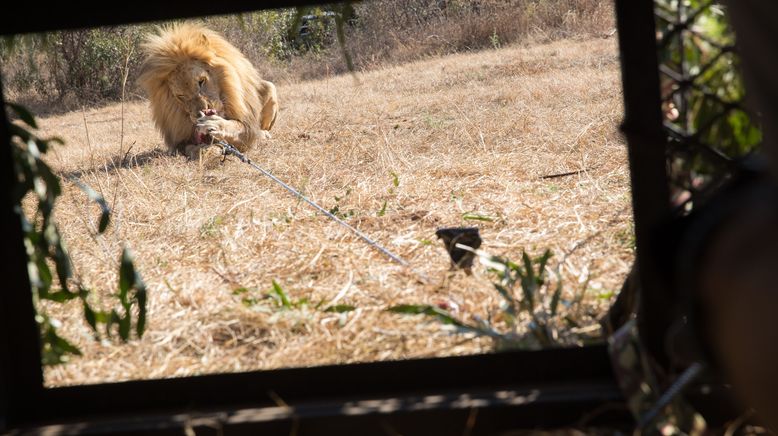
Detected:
[36,36,633,386]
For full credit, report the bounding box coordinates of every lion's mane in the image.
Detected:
[138,23,275,153]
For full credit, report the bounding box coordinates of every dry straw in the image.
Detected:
[40,37,632,386]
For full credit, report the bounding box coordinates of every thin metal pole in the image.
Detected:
[637,362,704,428]
[214,140,410,267]
[614,0,672,368]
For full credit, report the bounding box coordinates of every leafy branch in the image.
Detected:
[8,102,147,365]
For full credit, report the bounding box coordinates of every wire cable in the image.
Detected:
[213,139,410,267]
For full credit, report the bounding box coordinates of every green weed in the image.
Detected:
[329,188,355,219]
[199,215,223,238]
[377,171,401,217]
[236,280,356,315]
[490,28,501,49]
[389,248,594,350]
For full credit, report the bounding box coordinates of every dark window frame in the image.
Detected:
[0,1,665,432]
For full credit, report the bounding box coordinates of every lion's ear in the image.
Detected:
[199,33,209,48]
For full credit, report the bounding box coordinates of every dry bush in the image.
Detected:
[199,11,297,83]
[1,26,149,111]
[286,0,615,79]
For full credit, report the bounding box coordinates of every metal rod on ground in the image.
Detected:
[213,139,410,267]
[637,361,705,429]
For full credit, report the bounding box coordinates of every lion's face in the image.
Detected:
[168,61,224,123]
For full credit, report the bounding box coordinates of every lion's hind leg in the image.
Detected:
[259,80,278,131]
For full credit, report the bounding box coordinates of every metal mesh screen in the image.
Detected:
[654,0,762,212]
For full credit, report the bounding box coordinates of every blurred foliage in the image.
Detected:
[8,102,147,365]
[655,0,761,201]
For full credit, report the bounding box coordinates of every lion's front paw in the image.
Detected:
[195,114,229,142]
[259,130,272,140]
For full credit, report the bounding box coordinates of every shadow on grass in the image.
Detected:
[5,92,148,119]
[60,147,171,180]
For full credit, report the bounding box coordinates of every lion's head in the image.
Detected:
[138,23,270,153]
[166,60,225,124]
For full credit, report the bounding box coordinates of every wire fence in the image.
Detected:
[654,0,762,212]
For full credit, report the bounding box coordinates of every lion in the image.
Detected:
[138,23,278,157]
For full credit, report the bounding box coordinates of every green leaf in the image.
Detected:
[36,159,62,199]
[41,323,82,365]
[35,256,53,291]
[493,284,516,310]
[118,314,131,341]
[391,171,399,188]
[550,275,563,316]
[462,212,494,222]
[242,297,259,307]
[493,283,517,326]
[93,310,110,324]
[8,122,32,143]
[83,301,98,331]
[536,249,553,282]
[520,252,536,312]
[233,287,250,295]
[377,200,387,217]
[324,304,356,313]
[44,290,78,303]
[387,305,504,340]
[387,304,434,315]
[47,136,65,146]
[50,332,82,355]
[479,254,510,277]
[271,280,292,308]
[522,252,534,281]
[70,177,111,233]
[135,286,147,337]
[7,102,38,129]
[106,310,120,338]
[387,304,461,326]
[52,238,72,294]
[505,259,522,273]
[119,247,137,304]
